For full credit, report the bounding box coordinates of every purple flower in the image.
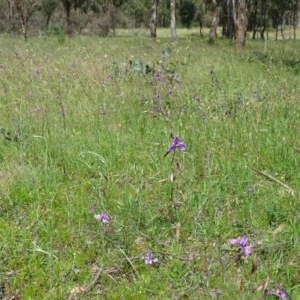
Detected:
[94,212,110,224]
[154,72,162,80]
[164,136,186,157]
[266,288,290,299]
[247,185,254,193]
[144,251,158,265]
[228,236,252,257]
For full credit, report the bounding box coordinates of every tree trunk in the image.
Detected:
[20,17,27,40]
[149,0,158,38]
[248,0,257,39]
[208,0,218,44]
[45,12,51,29]
[7,0,15,33]
[222,0,234,39]
[260,0,267,40]
[170,0,177,45]
[199,19,203,36]
[233,0,248,49]
[62,0,73,35]
[15,0,28,40]
[292,0,300,40]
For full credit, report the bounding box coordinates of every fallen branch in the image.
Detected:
[67,266,103,300]
[252,168,297,196]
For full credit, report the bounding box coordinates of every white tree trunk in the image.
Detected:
[208,0,218,44]
[170,0,178,45]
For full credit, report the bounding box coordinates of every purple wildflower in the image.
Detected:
[154,72,162,80]
[266,288,290,299]
[94,212,110,224]
[247,185,254,193]
[144,251,158,265]
[228,236,252,257]
[164,136,186,157]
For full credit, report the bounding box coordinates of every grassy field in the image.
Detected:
[1,28,300,299]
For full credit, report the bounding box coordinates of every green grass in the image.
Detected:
[1,29,300,299]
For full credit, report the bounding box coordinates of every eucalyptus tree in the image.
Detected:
[259,0,268,40]
[247,0,269,40]
[247,0,300,41]
[179,0,196,28]
[233,0,247,48]
[290,0,300,39]
[208,0,218,43]
[219,0,234,38]
[14,0,41,39]
[247,0,258,39]
[121,0,148,28]
[214,0,247,47]
[61,0,80,34]
[170,0,177,44]
[195,0,205,35]
[158,0,170,27]
[41,0,58,29]
[149,0,159,37]
[248,0,282,40]
[268,0,290,40]
[271,0,300,40]
[5,0,16,32]
[60,0,125,35]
